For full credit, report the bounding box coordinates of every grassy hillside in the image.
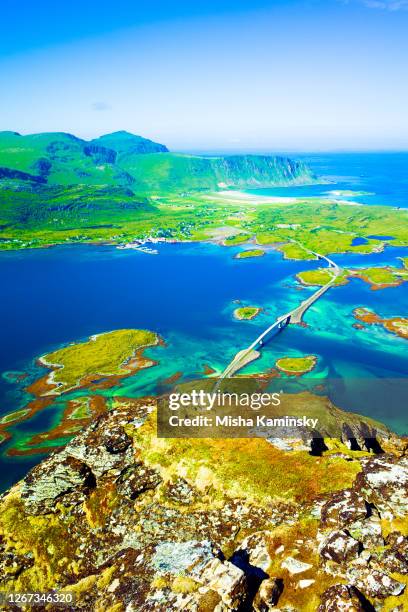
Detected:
[0,130,314,192]
[0,182,155,232]
[120,152,314,193]
[0,129,317,249]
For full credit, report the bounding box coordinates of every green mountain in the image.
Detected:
[0,129,316,249]
[90,130,168,157]
[0,130,160,187]
[0,130,314,193]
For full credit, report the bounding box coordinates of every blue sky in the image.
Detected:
[1,0,408,150]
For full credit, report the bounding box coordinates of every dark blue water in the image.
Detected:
[352,237,368,246]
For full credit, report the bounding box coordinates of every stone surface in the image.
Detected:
[21,455,95,514]
[354,454,408,518]
[281,556,313,575]
[237,531,273,573]
[347,565,405,599]
[318,584,366,611]
[320,489,368,528]
[253,578,283,610]
[319,530,360,574]
[1,401,408,610]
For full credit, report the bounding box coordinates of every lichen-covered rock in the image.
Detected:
[354,454,408,518]
[199,557,248,609]
[376,532,408,575]
[319,530,360,567]
[0,541,33,580]
[66,415,135,478]
[320,489,368,528]
[281,556,313,575]
[1,398,408,610]
[379,547,408,575]
[253,577,283,611]
[117,464,162,499]
[347,565,405,599]
[236,531,273,573]
[165,478,198,505]
[151,540,214,577]
[21,455,95,514]
[101,424,132,454]
[386,530,408,554]
[347,512,383,549]
[318,584,366,611]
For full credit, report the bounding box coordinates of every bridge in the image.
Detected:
[219,245,341,379]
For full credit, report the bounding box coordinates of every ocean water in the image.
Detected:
[247,151,408,208]
[0,152,407,490]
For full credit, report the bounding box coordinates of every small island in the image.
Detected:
[350,266,407,290]
[235,249,265,259]
[296,268,348,286]
[353,308,408,340]
[296,265,407,290]
[28,328,160,396]
[275,355,317,376]
[233,306,262,320]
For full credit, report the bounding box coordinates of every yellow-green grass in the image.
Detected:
[0,408,31,425]
[235,248,265,259]
[276,243,315,260]
[352,266,404,286]
[275,355,317,374]
[133,397,365,507]
[42,329,158,393]
[296,268,349,286]
[233,306,261,320]
[224,232,251,245]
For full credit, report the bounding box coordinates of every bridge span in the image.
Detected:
[219,246,341,379]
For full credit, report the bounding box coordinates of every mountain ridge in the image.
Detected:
[0,129,315,192]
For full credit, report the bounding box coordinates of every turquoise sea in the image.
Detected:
[0,153,407,490]
[247,151,408,208]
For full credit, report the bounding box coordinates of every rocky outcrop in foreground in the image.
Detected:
[0,399,407,610]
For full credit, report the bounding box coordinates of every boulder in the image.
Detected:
[347,565,405,599]
[101,424,132,454]
[66,416,134,478]
[236,531,273,573]
[318,584,366,611]
[116,464,162,499]
[386,531,408,556]
[21,455,95,514]
[281,556,312,575]
[199,557,248,610]
[354,455,408,519]
[151,540,214,577]
[253,578,283,611]
[347,512,383,548]
[320,489,368,528]
[319,530,360,566]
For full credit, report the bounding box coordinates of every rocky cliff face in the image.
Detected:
[0,399,407,610]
